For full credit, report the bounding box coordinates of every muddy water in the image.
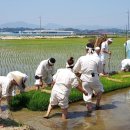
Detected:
[12,87,130,130]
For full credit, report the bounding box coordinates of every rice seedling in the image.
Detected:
[0,37,126,86]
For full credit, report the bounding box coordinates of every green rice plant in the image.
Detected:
[9,91,35,111]
[0,37,126,86]
[9,90,50,111]
[27,91,50,111]
[100,72,130,92]
[9,94,24,111]
[69,89,83,103]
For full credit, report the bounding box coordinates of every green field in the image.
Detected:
[0,37,126,86]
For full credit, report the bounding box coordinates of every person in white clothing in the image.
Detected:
[100,38,113,75]
[121,59,130,72]
[124,40,130,59]
[73,53,104,112]
[44,57,87,120]
[7,71,28,95]
[0,72,28,108]
[0,76,18,127]
[34,58,56,90]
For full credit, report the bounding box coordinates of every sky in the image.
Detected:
[0,0,130,29]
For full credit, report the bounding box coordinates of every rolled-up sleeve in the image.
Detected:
[71,76,79,88]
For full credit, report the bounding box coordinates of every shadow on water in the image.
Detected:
[95,103,117,110]
[49,103,117,120]
[0,118,20,127]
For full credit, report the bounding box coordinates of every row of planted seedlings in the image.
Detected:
[0,39,86,86]
[0,38,125,85]
[9,72,130,111]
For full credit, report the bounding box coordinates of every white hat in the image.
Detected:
[8,73,23,86]
[107,38,113,42]
[95,47,100,51]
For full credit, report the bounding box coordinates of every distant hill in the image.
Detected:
[0,22,65,29]
[0,21,125,35]
[0,21,39,28]
[0,21,123,30]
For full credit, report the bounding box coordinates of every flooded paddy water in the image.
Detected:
[11,87,130,130]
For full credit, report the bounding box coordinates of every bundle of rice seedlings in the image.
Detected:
[27,91,50,111]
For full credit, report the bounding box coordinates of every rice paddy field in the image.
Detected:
[0,36,127,86]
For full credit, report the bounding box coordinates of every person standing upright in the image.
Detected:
[73,52,104,112]
[100,38,113,75]
[124,40,130,59]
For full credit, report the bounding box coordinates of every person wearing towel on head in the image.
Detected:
[44,57,87,120]
[73,49,104,112]
[6,71,28,95]
[34,58,56,90]
[100,38,113,75]
[0,71,28,104]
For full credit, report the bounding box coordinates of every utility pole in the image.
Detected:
[127,10,129,31]
[127,10,130,34]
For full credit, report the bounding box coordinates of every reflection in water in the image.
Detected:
[12,87,130,130]
[84,111,106,130]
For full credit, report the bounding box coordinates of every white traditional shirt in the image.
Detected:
[124,40,130,59]
[35,59,55,79]
[7,71,28,94]
[52,68,79,96]
[73,54,103,82]
[121,59,130,70]
[100,40,109,60]
[0,76,13,97]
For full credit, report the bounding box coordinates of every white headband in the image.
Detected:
[48,59,54,65]
[66,62,74,68]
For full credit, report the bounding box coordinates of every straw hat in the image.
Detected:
[8,73,23,86]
